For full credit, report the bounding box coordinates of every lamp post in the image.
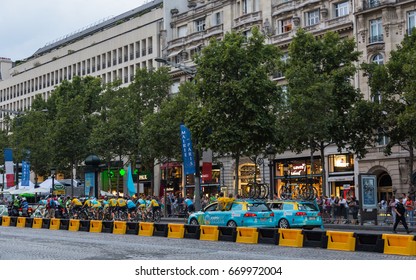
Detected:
[266,145,276,200]
[50,167,56,196]
[155,57,201,211]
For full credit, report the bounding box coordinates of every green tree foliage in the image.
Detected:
[362,30,416,193]
[282,29,373,194]
[188,27,281,195]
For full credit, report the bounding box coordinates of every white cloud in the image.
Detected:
[0,0,148,60]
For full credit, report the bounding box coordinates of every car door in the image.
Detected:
[202,203,222,225]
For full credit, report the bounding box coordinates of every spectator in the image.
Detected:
[389,196,398,224]
[348,196,359,225]
[393,196,412,234]
[340,196,349,224]
[333,196,341,224]
[21,197,29,217]
[184,196,195,213]
[405,195,414,227]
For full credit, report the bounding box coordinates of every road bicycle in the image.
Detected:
[241,182,269,199]
[280,183,317,200]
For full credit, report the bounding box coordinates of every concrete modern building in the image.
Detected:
[1,0,415,201]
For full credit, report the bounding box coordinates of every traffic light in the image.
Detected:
[119,169,126,176]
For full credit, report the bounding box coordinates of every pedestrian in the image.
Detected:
[340,196,349,224]
[348,196,359,225]
[389,196,397,224]
[333,196,341,224]
[393,196,412,234]
[405,195,414,226]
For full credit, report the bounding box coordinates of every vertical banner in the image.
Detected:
[21,160,30,187]
[180,125,195,175]
[202,149,213,183]
[85,172,95,197]
[4,148,14,187]
[127,163,136,196]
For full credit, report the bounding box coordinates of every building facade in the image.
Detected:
[1,0,415,200]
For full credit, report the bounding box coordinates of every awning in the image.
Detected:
[167,49,183,58]
[327,175,354,182]
[160,162,182,168]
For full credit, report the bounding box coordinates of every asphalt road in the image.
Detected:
[0,226,415,260]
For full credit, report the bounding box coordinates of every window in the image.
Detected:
[372,91,381,103]
[306,9,320,26]
[274,52,289,78]
[408,11,416,35]
[372,53,384,65]
[178,25,188,38]
[370,18,383,43]
[195,18,206,32]
[377,128,390,146]
[214,12,222,25]
[335,1,349,17]
[279,18,293,33]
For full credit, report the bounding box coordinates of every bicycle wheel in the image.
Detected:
[154,210,161,223]
[119,211,128,221]
[79,211,88,221]
[258,183,269,199]
[301,185,317,200]
[280,185,292,200]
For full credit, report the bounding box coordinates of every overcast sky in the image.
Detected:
[0,0,150,61]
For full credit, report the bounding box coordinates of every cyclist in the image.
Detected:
[184,196,195,214]
[70,196,83,218]
[116,196,128,220]
[127,198,137,221]
[146,196,160,220]
[108,197,118,220]
[137,195,147,220]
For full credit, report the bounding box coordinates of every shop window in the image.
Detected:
[328,154,354,172]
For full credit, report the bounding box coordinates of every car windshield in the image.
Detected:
[247,203,269,212]
[298,202,319,211]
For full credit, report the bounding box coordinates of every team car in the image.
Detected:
[187,199,275,227]
[267,200,323,230]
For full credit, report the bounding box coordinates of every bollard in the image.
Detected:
[167,224,185,239]
[199,225,219,241]
[278,229,303,247]
[113,221,127,235]
[236,227,258,244]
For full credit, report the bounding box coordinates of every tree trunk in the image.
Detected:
[234,155,240,196]
[320,142,327,196]
[408,141,414,195]
[309,139,315,186]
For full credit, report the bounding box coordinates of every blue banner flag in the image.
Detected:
[127,163,136,196]
[21,160,31,187]
[180,125,195,175]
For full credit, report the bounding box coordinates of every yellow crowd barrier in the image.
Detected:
[68,219,80,232]
[199,225,219,241]
[16,217,26,228]
[236,227,258,244]
[278,228,304,247]
[90,220,103,233]
[326,231,356,251]
[113,221,127,235]
[1,216,11,227]
[382,234,416,256]
[49,218,60,230]
[168,223,185,239]
[32,218,43,229]
[139,222,154,236]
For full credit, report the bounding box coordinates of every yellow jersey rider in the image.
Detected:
[146,196,160,215]
[116,196,127,212]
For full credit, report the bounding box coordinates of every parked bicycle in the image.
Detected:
[280,183,317,200]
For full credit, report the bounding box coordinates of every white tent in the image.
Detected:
[39,178,63,189]
[8,185,50,195]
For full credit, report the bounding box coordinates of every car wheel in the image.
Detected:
[278,218,290,229]
[189,218,199,225]
[227,220,237,227]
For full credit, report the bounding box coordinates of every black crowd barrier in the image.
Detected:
[302,230,328,248]
[354,233,384,253]
[9,217,17,227]
[79,220,90,232]
[184,224,200,239]
[25,217,34,228]
[258,228,279,245]
[41,218,50,229]
[102,221,114,233]
[153,223,168,237]
[126,222,138,235]
[218,226,237,242]
[59,219,70,230]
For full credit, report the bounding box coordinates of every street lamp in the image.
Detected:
[155,57,202,211]
[266,145,276,200]
[50,167,56,196]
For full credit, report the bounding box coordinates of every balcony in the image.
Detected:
[234,11,262,29]
[369,34,383,44]
[363,0,381,10]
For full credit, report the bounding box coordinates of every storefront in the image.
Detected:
[327,154,355,198]
[274,156,322,198]
[160,162,183,196]
[184,164,221,197]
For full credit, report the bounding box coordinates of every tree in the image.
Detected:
[187,27,281,195]
[282,29,372,195]
[362,30,416,194]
